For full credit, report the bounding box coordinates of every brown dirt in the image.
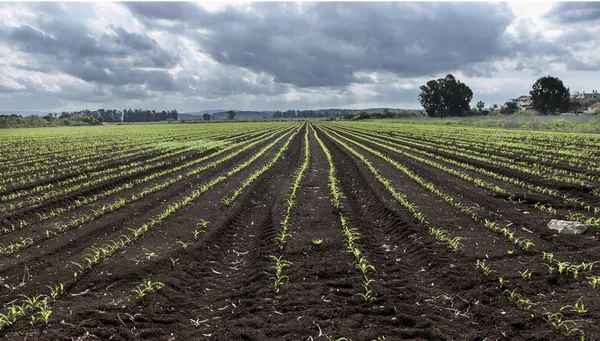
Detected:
[0,123,598,341]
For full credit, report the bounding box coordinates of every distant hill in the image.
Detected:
[178,109,226,120]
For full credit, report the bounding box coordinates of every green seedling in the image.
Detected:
[47,283,64,299]
[358,278,376,302]
[476,259,494,276]
[37,306,52,324]
[519,269,532,279]
[504,288,521,302]
[543,263,555,274]
[133,280,165,299]
[312,239,324,245]
[177,240,192,250]
[560,297,588,314]
[125,313,140,322]
[192,228,204,239]
[587,276,600,289]
[270,255,290,292]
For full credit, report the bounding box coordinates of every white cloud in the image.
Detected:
[0,2,599,112]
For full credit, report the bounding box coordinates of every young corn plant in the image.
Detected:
[519,269,533,279]
[358,278,376,302]
[560,297,588,314]
[47,283,65,299]
[133,280,165,299]
[503,288,521,302]
[270,255,290,293]
[476,259,494,276]
[192,228,204,239]
[177,240,193,250]
[313,125,377,302]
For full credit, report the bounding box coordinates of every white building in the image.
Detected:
[510,95,533,110]
[571,91,600,105]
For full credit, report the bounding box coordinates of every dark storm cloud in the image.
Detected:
[125,2,202,21]
[547,2,600,23]
[2,3,179,91]
[3,2,600,112]
[126,2,515,88]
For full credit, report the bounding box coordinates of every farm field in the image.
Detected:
[0,121,599,340]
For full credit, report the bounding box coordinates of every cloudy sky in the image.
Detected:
[0,1,599,112]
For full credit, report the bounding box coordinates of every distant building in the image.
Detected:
[571,91,600,105]
[510,95,533,110]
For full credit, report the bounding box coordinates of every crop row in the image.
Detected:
[330,123,600,226]
[0,127,293,255]
[312,124,376,301]
[0,124,301,330]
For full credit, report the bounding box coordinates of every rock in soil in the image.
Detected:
[547,219,587,234]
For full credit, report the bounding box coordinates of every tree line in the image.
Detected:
[122,109,178,122]
[55,109,178,122]
[419,74,571,117]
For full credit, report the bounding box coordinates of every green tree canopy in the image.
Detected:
[476,101,485,111]
[418,74,473,117]
[501,101,519,115]
[530,76,570,115]
[227,110,236,120]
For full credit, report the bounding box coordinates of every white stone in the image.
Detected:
[548,219,587,235]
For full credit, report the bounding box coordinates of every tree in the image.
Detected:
[530,76,570,115]
[418,74,473,117]
[476,101,485,112]
[59,112,72,119]
[203,113,211,121]
[227,110,236,120]
[502,101,519,115]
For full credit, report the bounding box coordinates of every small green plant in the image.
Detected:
[133,280,165,299]
[587,276,600,289]
[197,219,210,229]
[519,269,532,279]
[125,313,140,322]
[543,312,563,327]
[556,261,570,275]
[47,283,64,299]
[504,288,521,302]
[560,297,588,314]
[543,263,555,274]
[498,277,509,289]
[270,255,290,293]
[177,240,192,250]
[356,257,376,274]
[170,257,180,266]
[37,306,52,324]
[312,239,324,245]
[358,278,376,302]
[476,259,494,276]
[192,228,204,239]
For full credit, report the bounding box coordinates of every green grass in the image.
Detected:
[380,114,600,133]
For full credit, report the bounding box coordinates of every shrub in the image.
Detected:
[514,109,540,116]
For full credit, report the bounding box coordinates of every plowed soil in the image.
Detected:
[0,122,598,341]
